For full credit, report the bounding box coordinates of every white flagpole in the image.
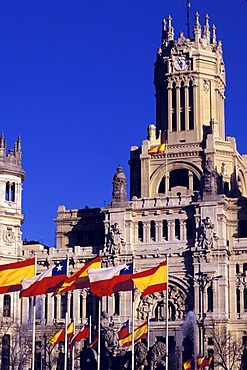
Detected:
[165,134,168,198]
[71,316,75,370]
[147,314,150,351]
[89,315,92,343]
[64,257,70,370]
[97,297,102,370]
[165,255,169,370]
[32,296,36,370]
[131,289,135,370]
[131,256,135,370]
[31,256,37,370]
[64,306,68,370]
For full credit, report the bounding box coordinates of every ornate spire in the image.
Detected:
[14,135,22,153]
[203,14,210,42]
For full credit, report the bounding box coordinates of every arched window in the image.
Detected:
[10,183,15,202]
[3,294,11,317]
[170,169,189,190]
[5,182,10,201]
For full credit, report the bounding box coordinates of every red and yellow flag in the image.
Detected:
[55,256,101,295]
[120,321,148,348]
[132,261,167,298]
[0,258,35,294]
[49,321,74,345]
[148,141,166,155]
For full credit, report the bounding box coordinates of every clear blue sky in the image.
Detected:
[0,1,246,247]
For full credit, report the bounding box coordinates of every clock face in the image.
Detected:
[174,57,188,71]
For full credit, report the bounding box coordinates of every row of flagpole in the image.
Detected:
[28,256,169,370]
[0,253,169,369]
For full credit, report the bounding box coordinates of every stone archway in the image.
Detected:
[150,161,202,197]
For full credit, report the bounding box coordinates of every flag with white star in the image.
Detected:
[20,259,68,297]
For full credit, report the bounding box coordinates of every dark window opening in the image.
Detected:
[189,81,194,130]
[180,82,185,131]
[170,169,189,190]
[239,220,247,238]
[44,295,48,322]
[244,289,247,311]
[61,295,67,319]
[172,83,177,131]
[3,295,11,317]
[54,296,57,320]
[5,182,10,201]
[186,218,194,239]
[175,219,180,240]
[114,293,120,315]
[236,264,240,274]
[207,285,213,312]
[150,220,156,241]
[70,293,73,320]
[163,220,168,240]
[158,177,165,194]
[138,221,143,242]
[237,289,241,314]
[2,334,10,370]
[193,174,201,191]
[10,183,15,202]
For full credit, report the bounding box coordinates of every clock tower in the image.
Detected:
[130,13,247,200]
[155,13,225,145]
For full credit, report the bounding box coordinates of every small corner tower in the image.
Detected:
[0,133,25,257]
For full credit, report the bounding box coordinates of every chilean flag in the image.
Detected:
[117,319,129,340]
[20,259,67,297]
[70,321,90,347]
[88,264,127,296]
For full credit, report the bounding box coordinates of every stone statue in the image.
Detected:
[203,157,217,195]
[104,222,126,255]
[149,342,166,370]
[198,216,217,250]
[112,165,128,206]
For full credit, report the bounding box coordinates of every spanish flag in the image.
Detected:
[132,260,167,298]
[0,258,35,294]
[148,141,166,155]
[55,256,101,295]
[182,358,193,370]
[49,321,74,345]
[120,321,148,348]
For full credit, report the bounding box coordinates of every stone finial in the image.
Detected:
[15,135,22,153]
[203,14,210,42]
[212,24,217,44]
[0,131,5,147]
[112,165,127,206]
[193,12,201,42]
[167,15,174,42]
